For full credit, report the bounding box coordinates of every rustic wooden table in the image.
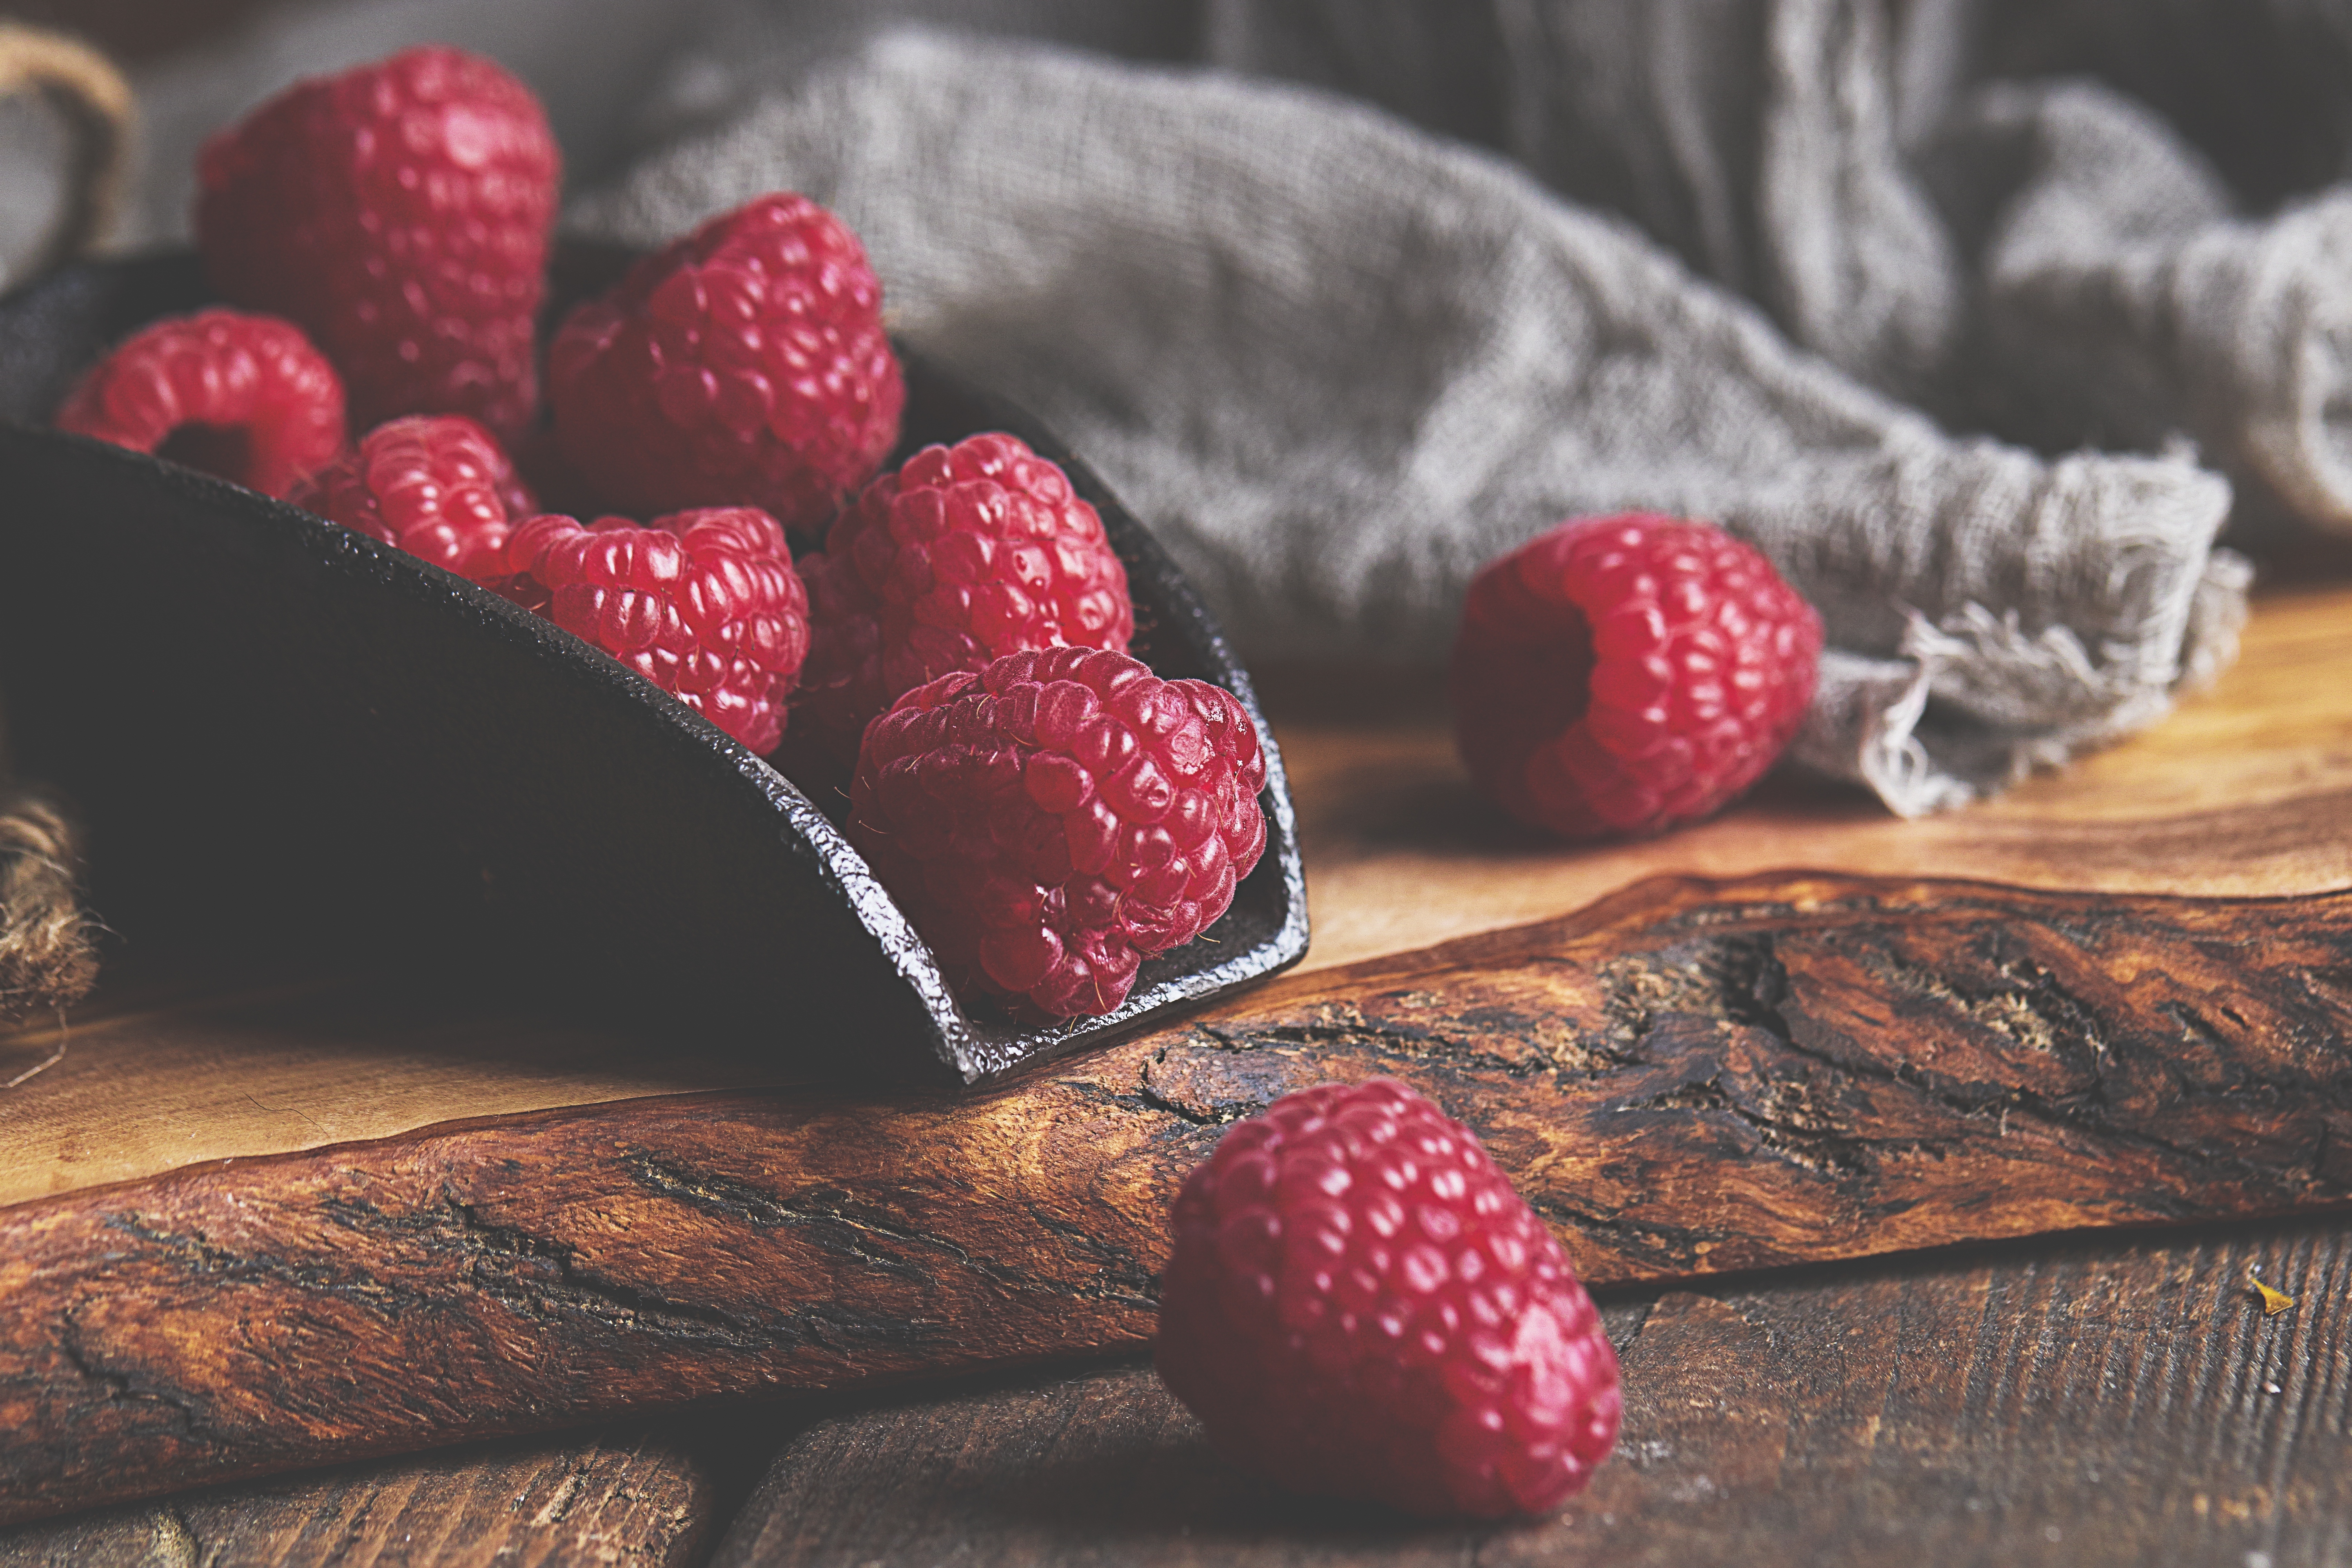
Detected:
[5,577,2351,1566]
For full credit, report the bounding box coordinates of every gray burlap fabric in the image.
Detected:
[1927,79,2352,534]
[1203,0,2352,533]
[84,0,2352,815]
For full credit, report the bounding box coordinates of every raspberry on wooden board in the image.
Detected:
[291,414,534,581]
[1155,1078,1621,1519]
[53,308,345,498]
[797,433,1135,765]
[548,192,904,528]
[499,507,810,754]
[196,45,559,439]
[1452,513,1821,839]
[847,648,1268,1019]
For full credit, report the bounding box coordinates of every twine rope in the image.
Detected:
[0,784,96,1029]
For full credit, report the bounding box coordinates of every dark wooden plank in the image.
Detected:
[710,1214,2352,1567]
[0,1426,719,1567]
[6,871,2352,1525]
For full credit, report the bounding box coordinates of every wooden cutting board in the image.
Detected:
[4,579,2351,1526]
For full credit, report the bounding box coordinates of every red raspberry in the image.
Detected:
[547,192,904,527]
[500,507,810,753]
[53,308,345,498]
[1452,513,1821,839]
[1155,1078,1621,1519]
[290,414,535,581]
[847,648,1267,1019]
[196,45,560,439]
[797,433,1134,764]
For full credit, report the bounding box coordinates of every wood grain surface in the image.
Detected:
[6,581,2351,1207]
[0,975,810,1207]
[707,1213,2352,1568]
[7,869,2352,1525]
[0,1426,717,1567]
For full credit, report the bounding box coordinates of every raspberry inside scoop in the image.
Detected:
[291,414,535,582]
[846,647,1269,1019]
[53,309,347,498]
[795,432,1136,766]
[195,44,560,439]
[547,191,903,526]
[497,506,811,754]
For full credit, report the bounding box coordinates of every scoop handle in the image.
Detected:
[0,22,133,282]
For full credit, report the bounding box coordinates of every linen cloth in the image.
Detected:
[83,0,2352,814]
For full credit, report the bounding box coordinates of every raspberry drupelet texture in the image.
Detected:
[1155,1078,1621,1519]
[500,507,810,753]
[291,414,534,580]
[54,309,346,497]
[1452,513,1821,840]
[547,192,904,527]
[848,648,1267,1019]
[196,45,560,439]
[797,433,1134,765]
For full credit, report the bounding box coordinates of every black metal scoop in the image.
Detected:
[0,248,1306,1083]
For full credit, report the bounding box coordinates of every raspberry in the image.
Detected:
[547,192,904,527]
[1452,513,1821,839]
[53,308,345,498]
[797,433,1134,764]
[500,507,810,753]
[1155,1078,1621,1519]
[847,648,1267,1019]
[290,414,535,581]
[196,45,560,439]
